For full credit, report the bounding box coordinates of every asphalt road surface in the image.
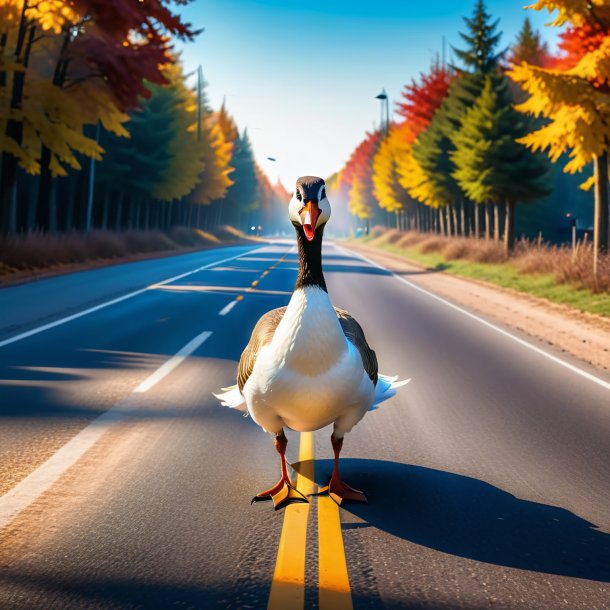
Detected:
[0,240,609,610]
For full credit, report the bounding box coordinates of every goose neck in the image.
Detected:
[295,225,326,292]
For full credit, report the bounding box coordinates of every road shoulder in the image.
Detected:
[342,242,610,373]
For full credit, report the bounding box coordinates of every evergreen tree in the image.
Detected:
[222,130,258,229]
[413,0,504,234]
[453,0,504,74]
[451,77,550,251]
[508,17,549,67]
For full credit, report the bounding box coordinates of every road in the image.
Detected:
[0,240,609,609]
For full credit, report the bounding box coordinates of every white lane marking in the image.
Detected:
[0,246,265,349]
[133,330,212,393]
[336,244,610,392]
[218,300,238,316]
[0,328,213,529]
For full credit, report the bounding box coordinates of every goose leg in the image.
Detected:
[251,429,308,510]
[319,432,367,506]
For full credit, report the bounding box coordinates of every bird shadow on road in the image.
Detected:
[295,458,610,583]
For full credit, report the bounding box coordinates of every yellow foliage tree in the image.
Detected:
[153,62,204,202]
[508,0,610,264]
[348,173,374,226]
[372,123,412,221]
[189,113,234,206]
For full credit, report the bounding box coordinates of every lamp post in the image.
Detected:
[375,89,390,137]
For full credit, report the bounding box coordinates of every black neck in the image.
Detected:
[294,224,327,292]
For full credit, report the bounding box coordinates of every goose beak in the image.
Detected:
[300,200,320,242]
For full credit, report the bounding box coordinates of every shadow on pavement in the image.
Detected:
[295,458,610,583]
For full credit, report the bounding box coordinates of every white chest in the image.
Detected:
[243,287,375,432]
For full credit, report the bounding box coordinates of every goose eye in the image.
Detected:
[296,190,302,202]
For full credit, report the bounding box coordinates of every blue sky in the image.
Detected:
[177,1,559,190]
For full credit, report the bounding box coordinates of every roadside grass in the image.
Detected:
[355,228,610,317]
[0,225,255,282]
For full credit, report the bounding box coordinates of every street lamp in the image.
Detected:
[375,89,390,136]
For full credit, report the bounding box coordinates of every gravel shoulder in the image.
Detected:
[342,242,610,373]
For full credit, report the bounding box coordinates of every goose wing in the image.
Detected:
[334,307,378,384]
[238,306,287,392]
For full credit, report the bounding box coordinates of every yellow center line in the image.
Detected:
[267,432,314,610]
[318,495,353,609]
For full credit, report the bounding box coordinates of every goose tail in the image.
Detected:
[213,384,248,414]
[369,374,411,411]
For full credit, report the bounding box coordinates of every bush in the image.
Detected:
[0,228,215,276]
[359,228,610,293]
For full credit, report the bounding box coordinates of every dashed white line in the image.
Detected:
[0,328,213,529]
[218,300,238,316]
[0,247,264,349]
[337,244,610,392]
[133,330,212,393]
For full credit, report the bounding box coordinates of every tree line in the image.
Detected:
[331,0,610,271]
[0,1,287,237]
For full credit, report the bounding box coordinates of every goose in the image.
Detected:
[215,176,408,509]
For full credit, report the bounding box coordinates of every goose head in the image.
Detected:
[289,176,331,242]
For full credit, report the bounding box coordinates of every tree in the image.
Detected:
[348,174,374,229]
[508,0,610,270]
[372,122,412,226]
[397,60,454,141]
[410,0,504,237]
[454,0,504,73]
[452,77,550,251]
[0,0,196,231]
[189,74,234,211]
[222,130,258,229]
[153,62,205,204]
[508,17,550,68]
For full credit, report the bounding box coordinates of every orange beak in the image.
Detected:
[300,200,320,242]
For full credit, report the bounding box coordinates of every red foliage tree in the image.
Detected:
[396,61,454,142]
[341,130,382,188]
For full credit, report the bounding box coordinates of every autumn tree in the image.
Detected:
[508,0,610,270]
[397,60,454,142]
[372,123,413,228]
[0,0,196,232]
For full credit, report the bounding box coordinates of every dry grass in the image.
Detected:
[0,227,224,276]
[368,226,610,293]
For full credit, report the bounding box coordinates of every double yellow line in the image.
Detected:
[267,432,353,610]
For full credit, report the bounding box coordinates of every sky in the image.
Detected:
[176,1,560,190]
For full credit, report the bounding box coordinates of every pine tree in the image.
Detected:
[451,76,550,251]
[454,0,504,73]
[222,130,258,229]
[412,0,504,235]
[508,17,550,67]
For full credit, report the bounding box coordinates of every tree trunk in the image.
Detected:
[494,203,500,241]
[484,203,491,240]
[504,199,516,254]
[593,151,609,274]
[460,199,470,237]
[474,204,480,238]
